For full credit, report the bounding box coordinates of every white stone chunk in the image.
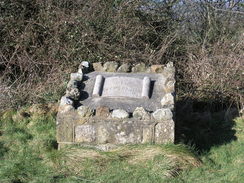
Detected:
[77,106,94,117]
[60,96,73,106]
[152,108,173,121]
[161,93,174,106]
[70,73,83,81]
[112,109,129,119]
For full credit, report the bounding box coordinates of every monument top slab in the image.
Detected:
[80,72,166,112]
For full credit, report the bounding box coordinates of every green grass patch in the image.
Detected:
[0,107,243,182]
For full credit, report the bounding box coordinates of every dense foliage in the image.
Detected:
[0,0,243,109]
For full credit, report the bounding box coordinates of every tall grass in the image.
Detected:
[0,0,243,110]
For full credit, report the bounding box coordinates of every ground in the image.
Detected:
[0,104,243,183]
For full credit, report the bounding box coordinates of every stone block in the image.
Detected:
[92,62,104,71]
[152,108,173,121]
[112,109,129,119]
[96,106,110,118]
[133,107,150,120]
[155,120,174,143]
[117,63,131,72]
[150,65,164,73]
[77,106,94,117]
[161,93,174,107]
[70,73,83,81]
[103,61,119,72]
[132,63,146,72]
[75,125,96,143]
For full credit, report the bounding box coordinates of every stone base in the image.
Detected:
[57,61,175,150]
[57,109,174,147]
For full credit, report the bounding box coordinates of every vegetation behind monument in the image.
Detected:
[0,0,243,110]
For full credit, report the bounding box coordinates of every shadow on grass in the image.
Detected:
[175,99,238,153]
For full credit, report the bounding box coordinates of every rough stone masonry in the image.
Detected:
[56,61,175,150]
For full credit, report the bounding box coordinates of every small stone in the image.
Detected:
[60,96,73,106]
[96,106,110,118]
[66,88,80,100]
[103,61,119,72]
[78,61,90,73]
[152,108,173,121]
[111,109,129,119]
[77,106,94,117]
[58,97,74,113]
[117,63,131,72]
[162,62,175,79]
[75,125,96,143]
[132,63,146,72]
[150,65,164,73]
[92,62,104,71]
[164,79,175,93]
[161,93,174,107]
[67,80,79,89]
[133,107,150,120]
[155,120,174,143]
[58,105,74,113]
[70,73,83,81]
[166,62,174,68]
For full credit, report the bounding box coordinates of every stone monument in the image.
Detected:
[56,61,175,150]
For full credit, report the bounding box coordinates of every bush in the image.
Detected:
[0,0,243,109]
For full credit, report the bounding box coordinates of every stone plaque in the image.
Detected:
[92,76,151,99]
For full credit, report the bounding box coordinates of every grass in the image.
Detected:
[0,105,243,183]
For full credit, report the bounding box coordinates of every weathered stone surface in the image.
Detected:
[161,93,174,107]
[96,106,110,118]
[152,108,173,121]
[115,128,141,144]
[102,77,144,99]
[67,80,79,89]
[133,107,150,120]
[142,124,155,143]
[82,72,164,112]
[111,109,129,119]
[58,104,74,114]
[92,62,104,71]
[77,106,94,117]
[164,79,175,93]
[58,96,74,113]
[150,65,164,73]
[97,125,110,143]
[103,61,119,72]
[132,63,146,72]
[117,63,131,72]
[60,96,73,106]
[56,109,76,143]
[75,120,150,144]
[70,73,83,81]
[162,62,175,79]
[75,125,96,143]
[66,88,80,100]
[155,120,174,143]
